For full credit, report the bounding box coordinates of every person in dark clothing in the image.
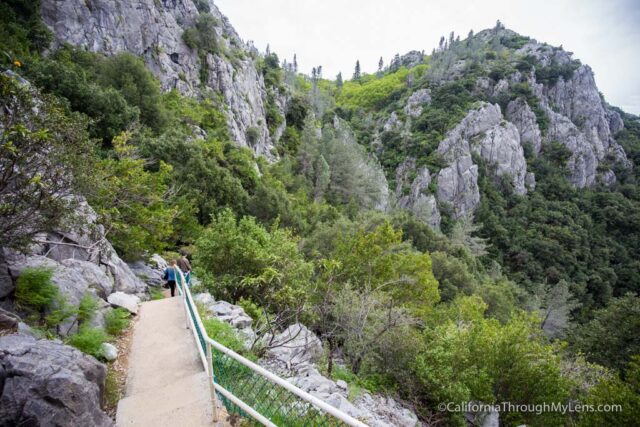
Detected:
[176,254,192,285]
[163,260,178,297]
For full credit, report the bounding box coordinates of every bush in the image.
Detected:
[15,268,58,316]
[150,287,165,300]
[104,308,132,336]
[76,294,99,327]
[67,327,111,359]
[203,318,245,354]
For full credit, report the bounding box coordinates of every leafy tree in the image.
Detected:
[0,74,92,249]
[97,53,167,132]
[25,49,139,142]
[352,60,361,80]
[574,294,640,373]
[84,133,179,260]
[194,209,312,312]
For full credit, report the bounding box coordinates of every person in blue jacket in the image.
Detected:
[163,259,178,297]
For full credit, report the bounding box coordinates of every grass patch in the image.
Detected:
[104,366,121,409]
[149,287,165,300]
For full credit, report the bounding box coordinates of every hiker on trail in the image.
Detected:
[177,253,192,285]
[163,260,178,297]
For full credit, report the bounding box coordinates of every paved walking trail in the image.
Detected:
[116,296,225,426]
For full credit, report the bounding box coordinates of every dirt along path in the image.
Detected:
[116,296,228,426]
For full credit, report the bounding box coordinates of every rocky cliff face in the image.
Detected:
[436,102,528,218]
[41,0,280,157]
[485,37,629,188]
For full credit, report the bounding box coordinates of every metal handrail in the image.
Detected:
[174,267,368,427]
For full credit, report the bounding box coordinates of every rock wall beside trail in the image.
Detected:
[0,333,113,426]
[41,0,280,157]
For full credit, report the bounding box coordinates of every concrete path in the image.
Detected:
[116,296,223,426]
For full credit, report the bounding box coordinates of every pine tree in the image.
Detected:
[293,54,298,73]
[336,72,343,88]
[353,60,361,80]
[439,36,445,51]
[317,65,323,79]
[378,57,384,73]
[266,44,270,55]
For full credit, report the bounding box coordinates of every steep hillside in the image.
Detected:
[41,0,284,157]
[1,3,639,426]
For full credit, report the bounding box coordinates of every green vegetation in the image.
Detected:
[14,268,58,318]
[66,327,111,359]
[2,4,639,423]
[149,287,165,300]
[104,308,132,336]
[203,318,247,355]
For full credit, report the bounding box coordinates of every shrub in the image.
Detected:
[15,268,58,316]
[203,318,245,354]
[150,287,165,300]
[76,294,99,328]
[104,308,131,336]
[67,327,111,359]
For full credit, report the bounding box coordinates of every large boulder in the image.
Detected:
[127,260,164,287]
[107,292,140,315]
[8,255,89,307]
[61,259,113,299]
[0,334,113,426]
[264,323,323,368]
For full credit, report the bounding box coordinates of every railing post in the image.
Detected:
[207,341,219,423]
[180,270,190,330]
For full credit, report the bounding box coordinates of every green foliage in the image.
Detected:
[337,67,416,110]
[0,0,52,57]
[24,48,139,142]
[85,133,178,260]
[194,209,312,311]
[578,357,640,427]
[76,294,99,328]
[104,308,132,336]
[138,124,257,227]
[415,301,570,426]
[67,327,111,359]
[203,317,246,354]
[149,287,165,300]
[574,294,640,373]
[0,74,93,249]
[97,53,167,132]
[15,268,58,316]
[535,59,582,86]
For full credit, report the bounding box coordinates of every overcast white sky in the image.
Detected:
[215,0,640,114]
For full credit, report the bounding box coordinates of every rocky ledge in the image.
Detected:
[0,333,113,426]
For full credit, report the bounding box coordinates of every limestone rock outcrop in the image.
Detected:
[0,334,113,426]
[436,103,529,218]
[41,0,281,157]
[506,97,542,154]
[395,159,441,229]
